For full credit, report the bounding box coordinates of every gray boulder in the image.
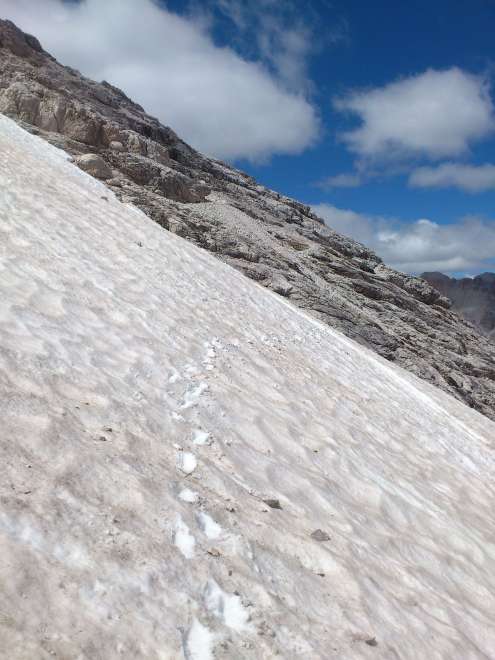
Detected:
[74,153,112,180]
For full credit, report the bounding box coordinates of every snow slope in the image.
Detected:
[1,114,495,659]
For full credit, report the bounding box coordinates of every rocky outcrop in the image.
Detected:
[422,271,495,340]
[1,18,495,420]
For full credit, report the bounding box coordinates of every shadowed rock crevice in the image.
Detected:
[1,18,495,420]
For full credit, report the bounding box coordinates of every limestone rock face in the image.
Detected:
[1,18,495,420]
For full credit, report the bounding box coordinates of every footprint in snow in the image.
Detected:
[181,382,208,409]
[196,512,222,540]
[179,488,199,504]
[173,515,196,559]
[177,451,197,475]
[192,429,211,446]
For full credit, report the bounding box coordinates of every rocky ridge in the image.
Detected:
[1,18,495,421]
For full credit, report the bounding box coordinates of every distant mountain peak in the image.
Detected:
[421,271,495,339]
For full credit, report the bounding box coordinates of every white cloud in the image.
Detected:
[316,172,362,188]
[259,21,312,92]
[217,0,312,89]
[1,0,319,161]
[313,203,495,275]
[334,68,495,162]
[409,162,495,192]
[214,0,346,92]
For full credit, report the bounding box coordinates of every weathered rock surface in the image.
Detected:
[74,153,112,179]
[1,18,495,421]
[422,271,495,340]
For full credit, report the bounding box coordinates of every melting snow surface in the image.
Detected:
[1,115,495,659]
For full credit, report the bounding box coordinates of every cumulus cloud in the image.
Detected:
[313,203,495,275]
[334,68,495,162]
[409,162,495,192]
[1,0,319,161]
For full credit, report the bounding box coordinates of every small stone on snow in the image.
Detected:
[311,529,330,542]
[365,637,378,647]
[263,499,282,510]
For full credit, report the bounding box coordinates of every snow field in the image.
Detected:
[1,115,495,658]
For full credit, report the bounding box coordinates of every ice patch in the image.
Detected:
[192,429,211,446]
[197,512,222,539]
[183,617,215,660]
[203,579,251,632]
[179,488,199,504]
[177,451,197,475]
[173,515,195,559]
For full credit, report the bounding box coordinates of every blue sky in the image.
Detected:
[237,1,495,222]
[3,0,495,275]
